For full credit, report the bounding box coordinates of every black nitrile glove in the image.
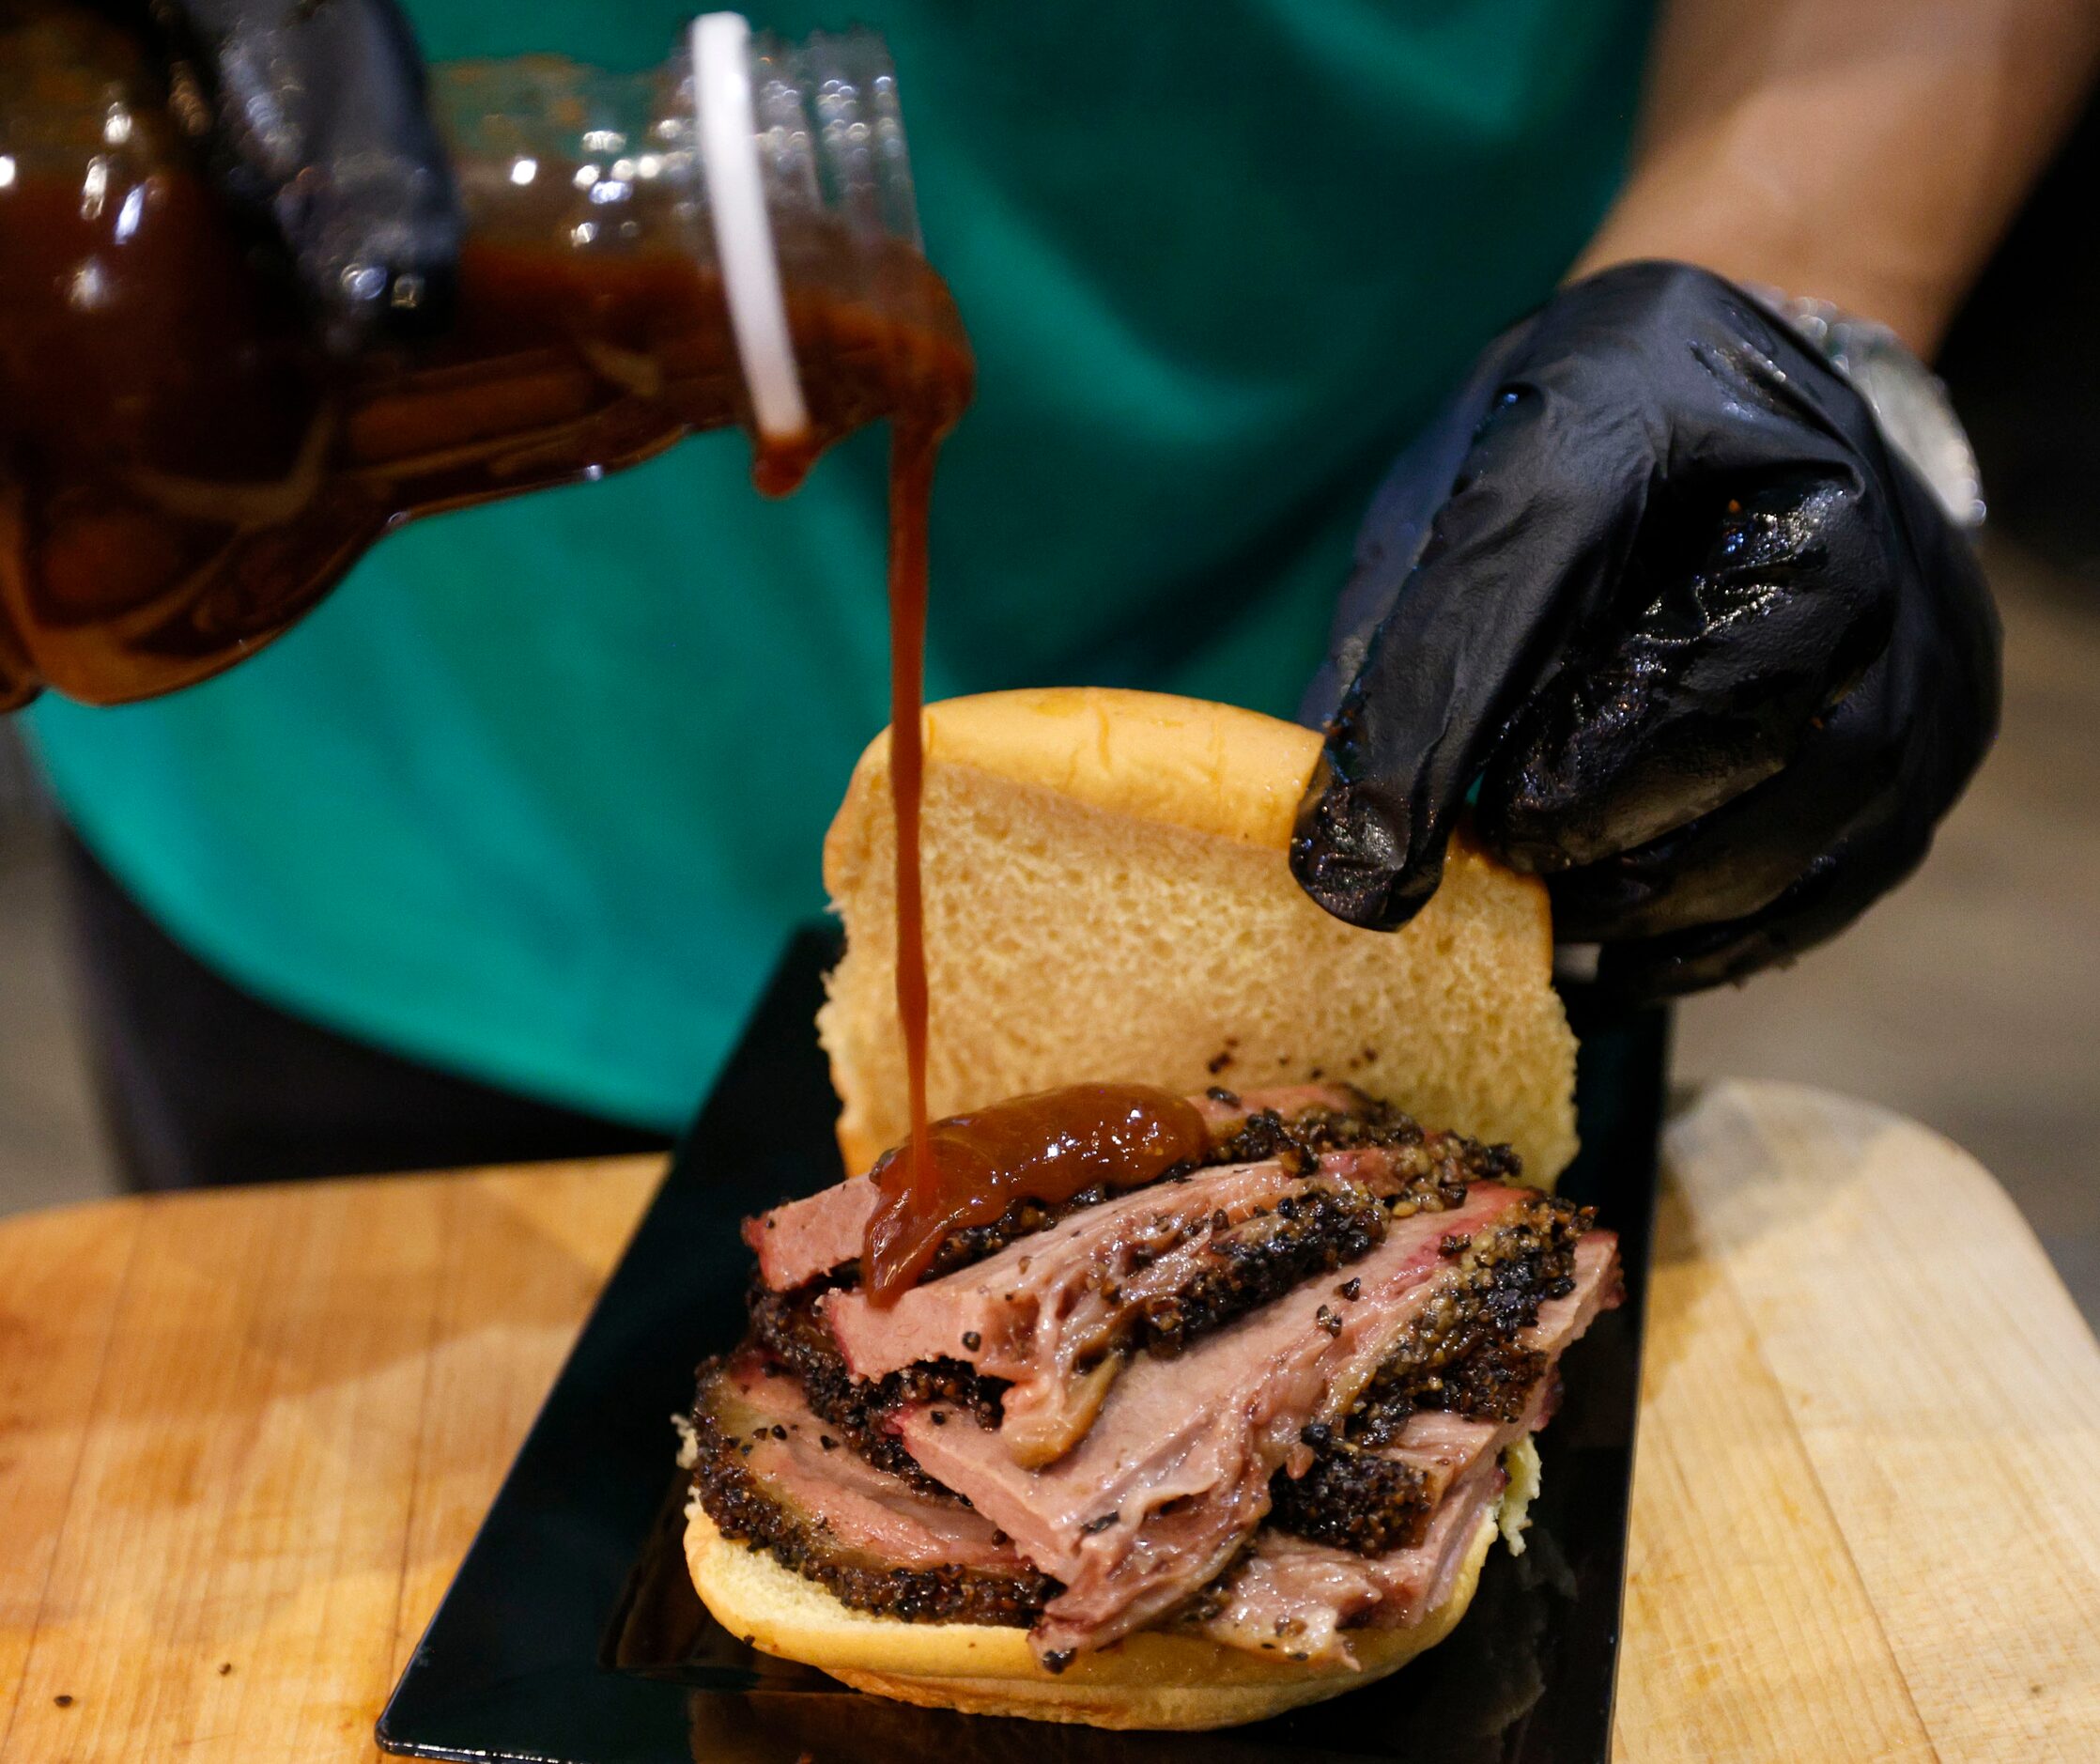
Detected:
[1293,260,2000,1005]
[127,0,459,343]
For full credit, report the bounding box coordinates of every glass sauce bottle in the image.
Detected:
[0,2,971,708]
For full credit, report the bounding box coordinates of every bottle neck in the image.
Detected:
[425,22,951,479]
[428,25,922,294]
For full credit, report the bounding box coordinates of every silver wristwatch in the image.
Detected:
[1751,288,1985,530]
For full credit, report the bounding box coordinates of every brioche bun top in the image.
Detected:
[817,688,1576,1181]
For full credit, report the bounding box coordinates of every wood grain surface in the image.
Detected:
[0,1083,2094,1762]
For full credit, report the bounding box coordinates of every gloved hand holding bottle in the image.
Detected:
[97,0,462,343]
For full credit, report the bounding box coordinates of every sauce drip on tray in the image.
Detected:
[863,1084,1212,1300]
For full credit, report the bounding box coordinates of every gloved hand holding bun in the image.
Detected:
[1292,261,2000,1006]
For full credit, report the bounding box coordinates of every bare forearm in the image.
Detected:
[1574,0,2100,354]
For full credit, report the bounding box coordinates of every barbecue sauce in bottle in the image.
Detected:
[0,4,971,708]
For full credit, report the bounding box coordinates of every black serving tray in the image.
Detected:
[378,928,1666,1764]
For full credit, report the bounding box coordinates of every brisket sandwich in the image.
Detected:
[680,689,1615,1730]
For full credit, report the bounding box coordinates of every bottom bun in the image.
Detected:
[684,1500,1499,1731]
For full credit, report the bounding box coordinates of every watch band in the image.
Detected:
[1750,288,1985,532]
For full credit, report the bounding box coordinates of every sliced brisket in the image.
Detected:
[1342,1195,1592,1447]
[703,1079,1621,1671]
[825,1147,1452,1467]
[892,1182,1531,1662]
[1270,1374,1556,1557]
[687,1352,1058,1626]
[1524,1231,1624,1358]
[1269,1225,1619,1555]
[746,1280,1003,1489]
[1195,1460,1510,1668]
[744,1176,882,1298]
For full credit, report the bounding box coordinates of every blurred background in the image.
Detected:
[3,98,2095,1326]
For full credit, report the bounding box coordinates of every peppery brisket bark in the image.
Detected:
[1267,1438,1435,1557]
[746,1279,1005,1491]
[1267,1228,1619,1555]
[1341,1193,1593,1447]
[687,1351,1058,1626]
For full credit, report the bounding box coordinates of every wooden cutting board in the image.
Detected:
[0,1080,2094,1762]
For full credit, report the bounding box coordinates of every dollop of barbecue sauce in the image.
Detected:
[862,1084,1211,1302]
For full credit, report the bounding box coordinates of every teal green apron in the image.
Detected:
[28,0,1650,1128]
